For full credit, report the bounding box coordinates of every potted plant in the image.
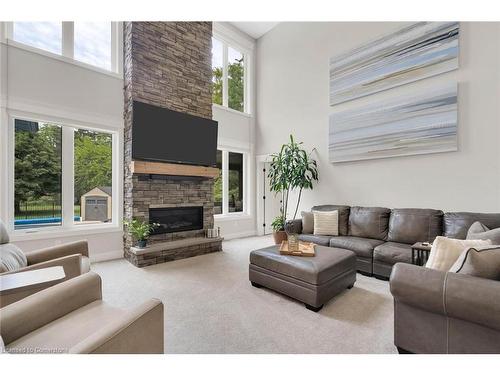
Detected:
[124,218,160,248]
[268,135,319,244]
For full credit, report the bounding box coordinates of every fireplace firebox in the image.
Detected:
[149,206,203,235]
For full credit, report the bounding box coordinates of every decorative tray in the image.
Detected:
[279,241,316,257]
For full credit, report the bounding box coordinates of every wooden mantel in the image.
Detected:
[130,160,219,178]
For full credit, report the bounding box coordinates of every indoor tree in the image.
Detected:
[267,135,319,238]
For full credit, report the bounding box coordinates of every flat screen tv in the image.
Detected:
[132,101,218,167]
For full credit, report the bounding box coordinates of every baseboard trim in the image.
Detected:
[91,250,124,263]
[222,230,257,240]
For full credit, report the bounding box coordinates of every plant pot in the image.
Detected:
[137,239,147,248]
[273,231,287,245]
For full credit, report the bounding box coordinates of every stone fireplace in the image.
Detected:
[123,22,222,267]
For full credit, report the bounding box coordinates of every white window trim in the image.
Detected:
[3,22,123,78]
[214,148,249,218]
[6,111,121,238]
[212,34,252,115]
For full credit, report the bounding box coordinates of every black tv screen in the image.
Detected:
[132,101,218,167]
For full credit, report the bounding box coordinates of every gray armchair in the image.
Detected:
[0,272,164,354]
[390,263,500,354]
[0,220,90,306]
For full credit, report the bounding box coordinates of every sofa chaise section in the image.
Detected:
[390,263,500,353]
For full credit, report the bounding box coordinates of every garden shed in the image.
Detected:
[80,186,112,222]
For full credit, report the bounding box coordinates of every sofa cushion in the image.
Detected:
[311,205,350,236]
[387,208,443,244]
[250,245,356,285]
[298,234,332,247]
[0,243,28,273]
[348,206,391,240]
[449,246,500,280]
[313,210,338,236]
[374,242,413,265]
[425,236,492,271]
[329,236,384,258]
[444,212,500,239]
[301,211,314,234]
[466,222,500,245]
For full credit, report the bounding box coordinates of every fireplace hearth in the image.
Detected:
[149,206,203,235]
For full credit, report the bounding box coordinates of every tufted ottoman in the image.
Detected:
[249,244,356,312]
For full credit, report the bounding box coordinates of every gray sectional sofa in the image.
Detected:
[286,205,500,279]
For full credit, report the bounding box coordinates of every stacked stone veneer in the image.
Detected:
[123,22,220,266]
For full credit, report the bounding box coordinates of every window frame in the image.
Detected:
[211,34,251,115]
[4,22,123,77]
[6,111,121,237]
[214,148,248,218]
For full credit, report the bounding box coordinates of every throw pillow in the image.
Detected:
[301,211,314,234]
[313,210,338,236]
[0,243,28,273]
[0,219,9,245]
[449,246,500,280]
[466,221,500,245]
[425,236,492,271]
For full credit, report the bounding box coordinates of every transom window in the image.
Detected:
[13,117,116,231]
[211,37,247,113]
[9,22,119,73]
[213,149,245,216]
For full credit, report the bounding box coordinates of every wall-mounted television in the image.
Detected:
[132,101,218,167]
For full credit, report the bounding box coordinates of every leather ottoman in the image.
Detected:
[249,245,356,312]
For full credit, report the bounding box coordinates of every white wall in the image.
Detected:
[256,22,500,214]
[0,35,124,262]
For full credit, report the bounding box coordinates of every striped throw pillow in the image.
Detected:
[313,210,339,236]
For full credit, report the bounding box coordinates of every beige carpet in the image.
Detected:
[92,235,397,354]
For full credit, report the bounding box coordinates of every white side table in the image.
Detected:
[0,266,66,307]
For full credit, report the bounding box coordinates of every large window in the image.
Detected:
[14,120,62,229]
[211,37,247,113]
[214,149,245,216]
[10,22,119,73]
[74,129,113,224]
[13,22,62,55]
[74,22,112,71]
[214,150,223,215]
[228,152,243,212]
[211,38,224,106]
[13,117,116,231]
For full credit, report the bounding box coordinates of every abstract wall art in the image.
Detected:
[329,22,459,105]
[329,84,458,163]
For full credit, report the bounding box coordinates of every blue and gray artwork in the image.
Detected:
[329,84,458,163]
[330,22,459,105]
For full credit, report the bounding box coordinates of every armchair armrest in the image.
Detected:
[389,263,446,316]
[69,299,164,354]
[6,254,83,279]
[0,272,102,345]
[26,240,89,265]
[285,219,302,234]
[445,272,500,331]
